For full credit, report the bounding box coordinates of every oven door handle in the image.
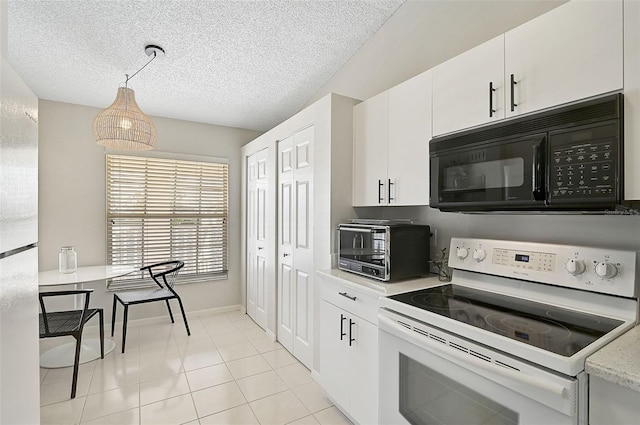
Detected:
[379,315,568,399]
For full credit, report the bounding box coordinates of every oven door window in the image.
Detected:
[339,228,386,266]
[435,134,545,208]
[399,353,518,425]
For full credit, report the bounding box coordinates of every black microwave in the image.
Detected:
[337,221,430,281]
[429,93,623,212]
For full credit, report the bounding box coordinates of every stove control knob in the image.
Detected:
[456,247,469,260]
[473,249,486,262]
[565,259,585,276]
[595,262,618,279]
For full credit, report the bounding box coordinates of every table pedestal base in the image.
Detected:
[40,338,116,368]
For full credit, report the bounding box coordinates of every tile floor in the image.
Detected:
[39,310,353,425]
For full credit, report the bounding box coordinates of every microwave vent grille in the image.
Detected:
[430,93,621,152]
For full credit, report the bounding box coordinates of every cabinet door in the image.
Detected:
[353,91,389,206]
[505,0,623,118]
[347,317,378,425]
[320,301,350,413]
[432,35,505,136]
[246,148,269,330]
[388,70,432,206]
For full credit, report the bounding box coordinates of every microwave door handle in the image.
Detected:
[532,141,545,201]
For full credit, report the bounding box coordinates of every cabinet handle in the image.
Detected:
[339,292,357,301]
[388,179,394,202]
[349,319,355,346]
[510,74,518,112]
[378,179,384,203]
[257,247,264,250]
[340,314,347,341]
[489,81,496,117]
[283,253,290,257]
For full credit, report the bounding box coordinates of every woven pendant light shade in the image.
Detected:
[93,87,156,150]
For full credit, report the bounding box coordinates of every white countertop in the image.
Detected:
[317,268,445,297]
[586,325,640,392]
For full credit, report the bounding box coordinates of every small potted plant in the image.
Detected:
[431,247,452,282]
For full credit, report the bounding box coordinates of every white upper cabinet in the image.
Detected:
[433,36,505,137]
[388,70,432,206]
[505,0,623,118]
[432,0,623,137]
[353,91,388,206]
[353,71,432,206]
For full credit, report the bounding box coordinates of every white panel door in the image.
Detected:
[277,126,314,368]
[352,91,389,206]
[505,0,623,118]
[277,135,295,352]
[432,35,505,137]
[292,126,313,368]
[387,70,433,206]
[246,148,269,329]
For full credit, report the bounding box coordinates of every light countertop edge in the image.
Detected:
[586,325,640,392]
[316,268,444,297]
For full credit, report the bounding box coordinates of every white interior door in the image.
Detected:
[291,126,313,367]
[277,126,314,368]
[246,148,269,329]
[278,135,295,351]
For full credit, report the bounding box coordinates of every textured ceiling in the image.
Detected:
[7,0,404,132]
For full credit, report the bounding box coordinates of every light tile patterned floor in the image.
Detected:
[39,311,353,425]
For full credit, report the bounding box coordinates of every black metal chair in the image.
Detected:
[39,289,104,399]
[111,260,189,353]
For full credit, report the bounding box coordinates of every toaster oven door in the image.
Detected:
[338,225,388,280]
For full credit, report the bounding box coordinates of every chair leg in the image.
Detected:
[111,295,117,337]
[98,309,105,359]
[122,305,128,353]
[165,299,175,323]
[176,297,191,336]
[71,333,82,399]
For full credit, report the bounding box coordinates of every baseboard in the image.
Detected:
[87,304,245,330]
[265,328,277,342]
[311,369,322,384]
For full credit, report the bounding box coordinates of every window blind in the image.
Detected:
[106,154,228,289]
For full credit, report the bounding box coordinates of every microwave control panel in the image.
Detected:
[548,121,619,204]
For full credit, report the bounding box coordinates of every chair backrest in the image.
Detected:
[141,260,185,291]
[39,289,93,334]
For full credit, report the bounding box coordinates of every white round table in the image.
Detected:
[38,265,134,368]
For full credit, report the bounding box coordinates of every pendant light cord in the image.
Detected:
[125,50,159,88]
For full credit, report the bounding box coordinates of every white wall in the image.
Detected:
[38,100,261,320]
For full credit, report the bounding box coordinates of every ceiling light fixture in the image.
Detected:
[93,44,165,150]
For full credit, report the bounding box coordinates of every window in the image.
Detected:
[106,154,228,289]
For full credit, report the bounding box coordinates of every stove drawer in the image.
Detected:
[320,277,379,323]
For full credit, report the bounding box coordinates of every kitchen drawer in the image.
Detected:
[321,277,379,323]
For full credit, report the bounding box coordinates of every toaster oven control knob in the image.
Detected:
[565,259,585,276]
[456,247,469,260]
[595,262,618,279]
[472,249,486,262]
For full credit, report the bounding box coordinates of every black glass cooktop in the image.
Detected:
[389,284,623,357]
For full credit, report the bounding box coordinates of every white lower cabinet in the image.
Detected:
[589,376,640,425]
[320,281,378,425]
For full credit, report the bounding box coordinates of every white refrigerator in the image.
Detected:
[0,54,40,423]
